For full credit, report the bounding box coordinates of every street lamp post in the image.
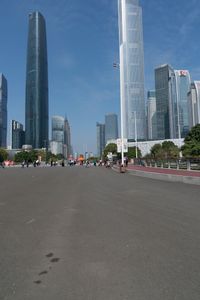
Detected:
[113,61,125,166]
[134,111,138,159]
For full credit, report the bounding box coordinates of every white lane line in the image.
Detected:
[26,218,35,225]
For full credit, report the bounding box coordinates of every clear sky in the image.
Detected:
[0,0,200,154]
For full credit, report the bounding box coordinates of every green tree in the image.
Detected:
[14,150,38,163]
[103,143,117,158]
[127,146,141,159]
[182,124,200,157]
[150,144,164,159]
[0,148,8,163]
[162,141,179,159]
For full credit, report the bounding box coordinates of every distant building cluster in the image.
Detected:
[0,11,72,158]
[96,0,200,157]
[97,114,118,157]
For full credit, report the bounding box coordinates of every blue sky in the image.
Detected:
[1,0,200,154]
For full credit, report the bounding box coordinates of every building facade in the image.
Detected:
[11,120,25,149]
[169,70,191,138]
[25,11,49,149]
[188,81,200,128]
[105,114,118,143]
[51,116,64,156]
[64,118,72,158]
[0,74,7,148]
[147,90,157,140]
[118,0,146,141]
[96,122,105,158]
[155,64,174,139]
[51,116,71,158]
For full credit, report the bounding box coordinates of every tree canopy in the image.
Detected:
[0,148,8,163]
[127,146,142,159]
[150,141,179,160]
[182,124,200,157]
[103,143,117,158]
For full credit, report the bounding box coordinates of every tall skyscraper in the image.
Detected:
[96,122,105,158]
[51,116,72,158]
[188,81,200,128]
[25,11,49,149]
[11,120,25,149]
[105,113,118,143]
[51,115,64,155]
[0,74,7,148]
[169,70,191,138]
[64,117,72,158]
[155,64,174,139]
[118,0,146,141]
[147,91,157,140]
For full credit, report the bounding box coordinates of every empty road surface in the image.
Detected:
[0,166,200,300]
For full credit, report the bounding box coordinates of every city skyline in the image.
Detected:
[1,0,200,153]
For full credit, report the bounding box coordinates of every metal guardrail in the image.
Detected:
[134,159,200,171]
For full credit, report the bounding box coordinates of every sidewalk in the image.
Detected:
[113,164,200,185]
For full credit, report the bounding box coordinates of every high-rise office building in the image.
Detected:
[155,64,174,139]
[51,116,64,156]
[0,74,7,148]
[11,120,25,149]
[96,122,105,158]
[25,11,49,149]
[169,70,191,138]
[147,91,157,140]
[188,81,200,128]
[64,118,72,158]
[118,0,146,141]
[105,113,118,143]
[51,116,72,158]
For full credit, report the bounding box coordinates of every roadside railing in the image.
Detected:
[133,159,200,171]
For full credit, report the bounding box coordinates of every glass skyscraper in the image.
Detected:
[96,123,105,158]
[51,116,72,158]
[118,0,146,141]
[25,11,49,149]
[147,91,157,140]
[188,81,200,128]
[155,64,174,139]
[11,120,25,149]
[0,74,7,148]
[105,114,118,143]
[169,70,191,138]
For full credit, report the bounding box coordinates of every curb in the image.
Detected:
[112,166,200,185]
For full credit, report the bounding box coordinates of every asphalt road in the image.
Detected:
[0,166,200,300]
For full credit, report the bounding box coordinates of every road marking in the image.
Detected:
[26,218,35,224]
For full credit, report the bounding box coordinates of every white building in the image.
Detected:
[118,0,146,140]
[188,81,200,128]
[147,91,157,140]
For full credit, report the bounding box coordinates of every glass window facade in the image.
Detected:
[188,81,200,128]
[0,74,7,148]
[11,120,25,149]
[118,0,146,141]
[155,64,174,139]
[169,70,191,138]
[25,11,49,149]
[105,114,118,143]
[147,91,157,140]
[96,123,105,158]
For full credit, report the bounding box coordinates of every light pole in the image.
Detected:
[113,61,125,166]
[134,111,138,159]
